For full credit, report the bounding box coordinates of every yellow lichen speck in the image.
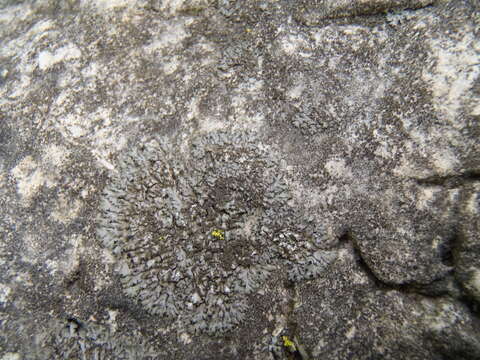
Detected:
[211,229,225,240]
[282,336,297,352]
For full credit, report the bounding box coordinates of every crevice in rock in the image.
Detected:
[439,233,456,267]
[344,231,453,298]
[346,231,396,290]
[97,287,155,325]
[142,4,161,14]
[325,2,436,21]
[344,229,480,316]
[450,230,480,316]
[294,1,436,27]
[271,279,311,360]
[413,170,480,188]
[65,317,83,333]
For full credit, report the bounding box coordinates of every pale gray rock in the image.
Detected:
[0,0,479,359]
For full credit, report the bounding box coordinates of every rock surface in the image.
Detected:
[0,0,479,359]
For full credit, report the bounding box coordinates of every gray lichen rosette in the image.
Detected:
[97,131,336,334]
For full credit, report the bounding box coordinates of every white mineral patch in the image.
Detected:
[53,105,132,170]
[1,18,57,102]
[471,103,480,116]
[161,0,185,13]
[428,301,459,332]
[29,19,56,36]
[416,186,441,210]
[374,141,396,160]
[21,233,43,265]
[83,0,134,10]
[345,326,356,340]
[51,91,70,110]
[81,61,99,77]
[423,31,480,123]
[162,57,180,75]
[465,192,479,215]
[287,83,305,100]
[43,144,70,165]
[2,17,56,61]
[179,332,192,345]
[0,4,34,33]
[144,22,188,53]
[352,271,369,285]
[57,70,82,88]
[51,194,82,224]
[341,25,367,36]
[91,130,128,170]
[312,25,371,47]
[154,0,211,16]
[191,292,201,304]
[11,156,50,203]
[225,79,265,130]
[431,235,442,252]
[186,97,200,121]
[325,158,352,179]
[244,78,264,93]
[38,44,81,71]
[431,149,459,175]
[199,117,226,133]
[471,269,480,295]
[1,353,21,360]
[280,33,310,57]
[59,113,88,137]
[0,283,12,305]
[11,145,70,204]
[107,309,119,332]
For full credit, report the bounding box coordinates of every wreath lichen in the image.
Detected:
[97,131,336,335]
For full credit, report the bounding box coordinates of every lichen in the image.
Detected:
[282,335,297,352]
[287,250,338,282]
[97,130,335,335]
[43,318,155,360]
[211,229,225,241]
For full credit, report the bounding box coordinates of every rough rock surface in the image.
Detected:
[0,0,479,359]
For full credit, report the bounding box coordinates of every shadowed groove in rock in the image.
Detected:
[295,0,435,25]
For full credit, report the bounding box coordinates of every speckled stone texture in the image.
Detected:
[0,0,479,359]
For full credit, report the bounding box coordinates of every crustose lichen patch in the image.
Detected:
[97,131,336,334]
